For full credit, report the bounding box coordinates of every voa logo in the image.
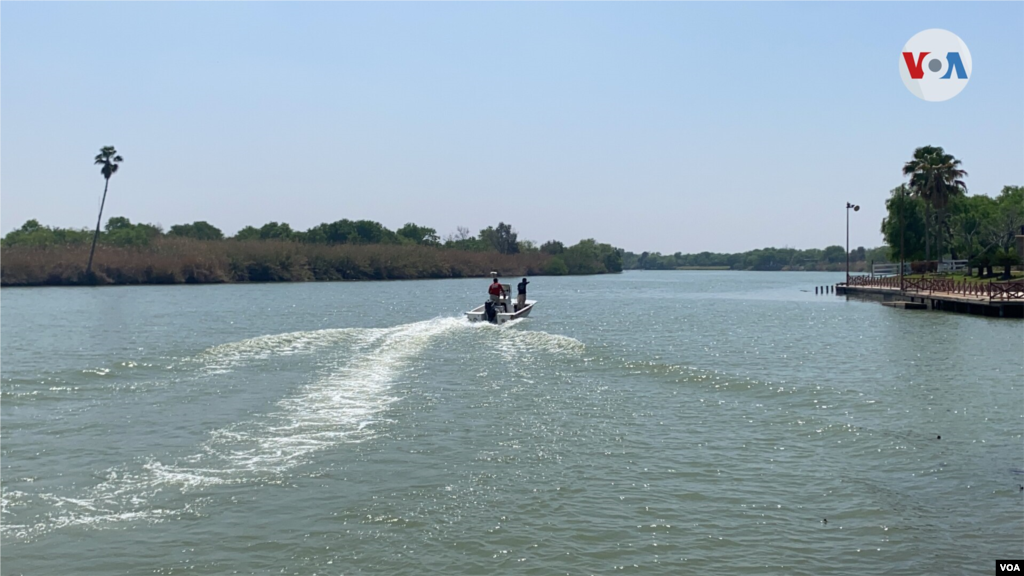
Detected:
[900,29,972,102]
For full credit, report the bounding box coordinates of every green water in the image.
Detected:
[2,271,1021,575]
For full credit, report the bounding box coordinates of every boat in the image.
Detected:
[465,283,536,324]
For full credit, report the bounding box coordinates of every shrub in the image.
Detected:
[544,257,569,275]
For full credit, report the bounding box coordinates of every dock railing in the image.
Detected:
[842,276,1024,302]
[847,275,899,289]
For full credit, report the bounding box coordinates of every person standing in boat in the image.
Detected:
[516,277,529,311]
[488,278,506,307]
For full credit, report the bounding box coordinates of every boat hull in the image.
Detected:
[465,300,536,324]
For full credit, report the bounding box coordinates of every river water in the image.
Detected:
[2,271,1021,575]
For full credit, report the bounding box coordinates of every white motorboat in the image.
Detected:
[465,284,536,324]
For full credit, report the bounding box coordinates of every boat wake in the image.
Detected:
[2,317,583,541]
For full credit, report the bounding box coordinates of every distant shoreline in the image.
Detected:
[630,264,871,273]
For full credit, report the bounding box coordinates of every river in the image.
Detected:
[2,271,1021,574]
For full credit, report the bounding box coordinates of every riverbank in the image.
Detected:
[0,239,576,286]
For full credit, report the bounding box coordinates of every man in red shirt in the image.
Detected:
[488,278,506,305]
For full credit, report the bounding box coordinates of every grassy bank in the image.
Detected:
[0,239,557,286]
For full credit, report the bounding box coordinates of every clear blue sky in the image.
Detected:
[2,2,1021,253]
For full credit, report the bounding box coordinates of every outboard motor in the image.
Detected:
[484,301,497,323]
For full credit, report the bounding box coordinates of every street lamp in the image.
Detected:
[899,184,906,291]
[846,202,859,284]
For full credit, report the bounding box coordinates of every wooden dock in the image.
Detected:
[881,301,926,310]
[836,278,1024,318]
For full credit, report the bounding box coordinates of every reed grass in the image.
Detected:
[0,238,553,286]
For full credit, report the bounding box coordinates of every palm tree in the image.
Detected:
[902,146,967,265]
[86,146,124,275]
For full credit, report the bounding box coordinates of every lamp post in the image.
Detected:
[846,202,860,284]
[899,184,906,291]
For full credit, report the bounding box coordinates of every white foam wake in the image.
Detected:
[3,317,467,540]
[180,317,468,480]
[197,327,367,374]
[2,317,584,540]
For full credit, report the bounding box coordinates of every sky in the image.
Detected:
[1,2,1022,254]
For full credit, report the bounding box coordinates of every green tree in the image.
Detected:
[638,251,650,269]
[103,217,162,247]
[540,240,565,255]
[972,251,992,278]
[604,246,624,273]
[105,216,133,231]
[987,186,1024,253]
[168,221,224,240]
[87,146,124,274]
[397,223,439,245]
[517,240,539,253]
[823,245,846,264]
[902,146,967,261]
[1,219,91,247]
[304,219,356,244]
[234,226,261,241]
[947,194,996,267]
[993,248,1020,279]
[479,222,519,255]
[2,220,45,247]
[881,186,927,262]
[258,222,294,240]
[561,239,621,274]
[544,257,569,275]
[444,232,489,252]
[352,220,396,244]
[864,246,890,265]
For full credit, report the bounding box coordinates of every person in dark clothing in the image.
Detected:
[516,278,529,310]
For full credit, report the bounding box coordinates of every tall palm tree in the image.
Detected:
[86,146,124,275]
[902,146,967,265]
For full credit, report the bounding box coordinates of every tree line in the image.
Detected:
[0,215,624,285]
[622,147,1022,278]
[0,146,622,285]
[5,144,1018,285]
[1,216,623,277]
[879,144,1021,278]
[881,184,1021,277]
[621,245,890,272]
